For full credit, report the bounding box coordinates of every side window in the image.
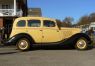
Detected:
[28,20,41,27]
[17,20,26,27]
[43,20,55,27]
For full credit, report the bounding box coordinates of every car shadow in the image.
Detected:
[0,45,20,55]
[30,44,93,51]
[0,44,93,53]
[31,45,75,51]
[0,52,17,55]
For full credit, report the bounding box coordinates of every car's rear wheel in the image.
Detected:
[16,38,30,51]
[75,37,88,50]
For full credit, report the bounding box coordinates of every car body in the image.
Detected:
[6,17,92,51]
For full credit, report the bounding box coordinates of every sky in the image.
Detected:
[28,0,95,23]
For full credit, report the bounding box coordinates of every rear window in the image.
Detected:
[28,20,41,27]
[17,20,26,27]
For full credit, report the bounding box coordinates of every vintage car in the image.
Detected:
[5,17,92,51]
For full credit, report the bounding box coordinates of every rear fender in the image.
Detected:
[63,33,92,45]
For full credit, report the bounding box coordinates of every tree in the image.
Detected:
[77,15,89,25]
[63,17,73,27]
[77,12,95,26]
[89,13,95,22]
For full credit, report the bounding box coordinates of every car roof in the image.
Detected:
[15,17,55,21]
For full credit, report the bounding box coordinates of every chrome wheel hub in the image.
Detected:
[19,40,28,50]
[77,39,86,49]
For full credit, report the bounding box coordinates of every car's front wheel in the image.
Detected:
[75,37,88,50]
[16,38,30,51]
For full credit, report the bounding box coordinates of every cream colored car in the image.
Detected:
[6,17,92,51]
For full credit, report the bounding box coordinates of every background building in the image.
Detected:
[28,8,42,17]
[0,0,28,27]
[0,0,28,37]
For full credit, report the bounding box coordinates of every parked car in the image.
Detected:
[5,17,92,51]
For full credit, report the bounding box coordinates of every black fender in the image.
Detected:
[5,33,35,45]
[63,33,92,45]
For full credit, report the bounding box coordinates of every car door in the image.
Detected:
[27,19,42,43]
[42,20,62,43]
